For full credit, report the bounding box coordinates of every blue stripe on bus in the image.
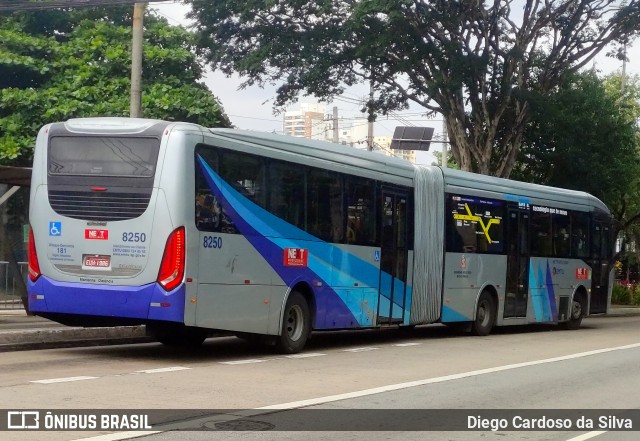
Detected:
[196,156,408,328]
[28,276,185,323]
[529,259,558,323]
[441,304,471,322]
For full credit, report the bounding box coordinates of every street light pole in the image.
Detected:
[130,2,145,118]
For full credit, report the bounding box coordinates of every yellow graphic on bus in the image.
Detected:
[453,204,501,244]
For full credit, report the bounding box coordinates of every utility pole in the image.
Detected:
[332,106,339,144]
[621,40,627,95]
[441,117,448,168]
[130,2,145,118]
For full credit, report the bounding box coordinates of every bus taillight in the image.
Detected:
[28,226,41,282]
[157,226,185,291]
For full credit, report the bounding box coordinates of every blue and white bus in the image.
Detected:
[27,118,614,352]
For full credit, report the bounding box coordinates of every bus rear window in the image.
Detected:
[48,136,160,177]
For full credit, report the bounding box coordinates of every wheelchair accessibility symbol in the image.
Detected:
[49,222,62,236]
[374,250,381,262]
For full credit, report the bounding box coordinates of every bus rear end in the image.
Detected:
[27,118,189,329]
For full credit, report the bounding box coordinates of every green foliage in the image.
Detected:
[514,71,640,241]
[188,0,640,176]
[431,150,459,169]
[0,8,230,164]
[514,71,640,203]
[617,284,640,305]
[612,284,632,305]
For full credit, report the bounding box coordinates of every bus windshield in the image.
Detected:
[48,136,160,177]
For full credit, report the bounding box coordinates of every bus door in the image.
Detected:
[504,206,530,318]
[589,221,611,314]
[378,189,409,325]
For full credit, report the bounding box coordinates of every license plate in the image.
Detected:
[82,254,111,270]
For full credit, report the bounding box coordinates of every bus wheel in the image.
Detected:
[472,291,495,336]
[564,294,585,330]
[277,291,311,354]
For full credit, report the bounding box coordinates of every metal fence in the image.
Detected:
[0,261,27,309]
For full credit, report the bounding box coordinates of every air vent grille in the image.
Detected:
[48,190,150,221]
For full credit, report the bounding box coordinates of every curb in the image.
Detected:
[604,308,640,317]
[0,326,153,352]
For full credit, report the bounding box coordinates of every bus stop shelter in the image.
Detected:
[0,165,32,311]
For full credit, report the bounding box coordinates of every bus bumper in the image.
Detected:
[27,276,185,324]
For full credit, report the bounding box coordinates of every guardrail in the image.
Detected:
[0,261,27,309]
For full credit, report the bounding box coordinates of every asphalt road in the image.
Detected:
[1,315,639,441]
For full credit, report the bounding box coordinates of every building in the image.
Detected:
[372,136,417,164]
[283,103,417,164]
[283,103,328,140]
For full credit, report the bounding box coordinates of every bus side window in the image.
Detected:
[220,151,266,208]
[552,212,570,257]
[531,209,552,256]
[268,160,305,230]
[571,212,589,258]
[345,176,376,246]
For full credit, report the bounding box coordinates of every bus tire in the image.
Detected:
[472,291,495,336]
[564,293,586,330]
[276,291,311,354]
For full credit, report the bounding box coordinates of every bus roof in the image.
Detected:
[47,118,610,215]
[441,167,610,214]
[208,128,609,215]
[208,128,417,181]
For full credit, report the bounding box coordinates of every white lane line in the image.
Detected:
[72,343,640,441]
[343,347,379,352]
[566,431,607,441]
[73,431,160,441]
[31,376,98,384]
[135,366,191,374]
[261,342,640,410]
[220,359,267,365]
[285,353,327,359]
[393,342,421,347]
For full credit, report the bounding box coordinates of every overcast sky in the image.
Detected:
[151,1,639,166]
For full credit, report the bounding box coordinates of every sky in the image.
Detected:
[151,1,640,166]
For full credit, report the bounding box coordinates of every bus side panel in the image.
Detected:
[195,233,277,334]
[528,257,591,323]
[195,156,382,332]
[441,253,506,322]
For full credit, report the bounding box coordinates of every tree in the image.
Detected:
[189,0,639,177]
[514,71,640,249]
[431,150,459,169]
[0,7,231,164]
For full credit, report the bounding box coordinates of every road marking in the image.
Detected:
[72,342,640,441]
[260,342,640,410]
[393,342,421,347]
[74,431,160,441]
[31,376,98,384]
[220,359,267,365]
[343,347,379,352]
[135,366,191,374]
[566,431,607,441]
[285,352,326,358]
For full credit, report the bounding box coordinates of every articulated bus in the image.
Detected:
[27,118,614,353]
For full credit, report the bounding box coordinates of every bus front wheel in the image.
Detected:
[277,291,311,354]
[472,291,496,336]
